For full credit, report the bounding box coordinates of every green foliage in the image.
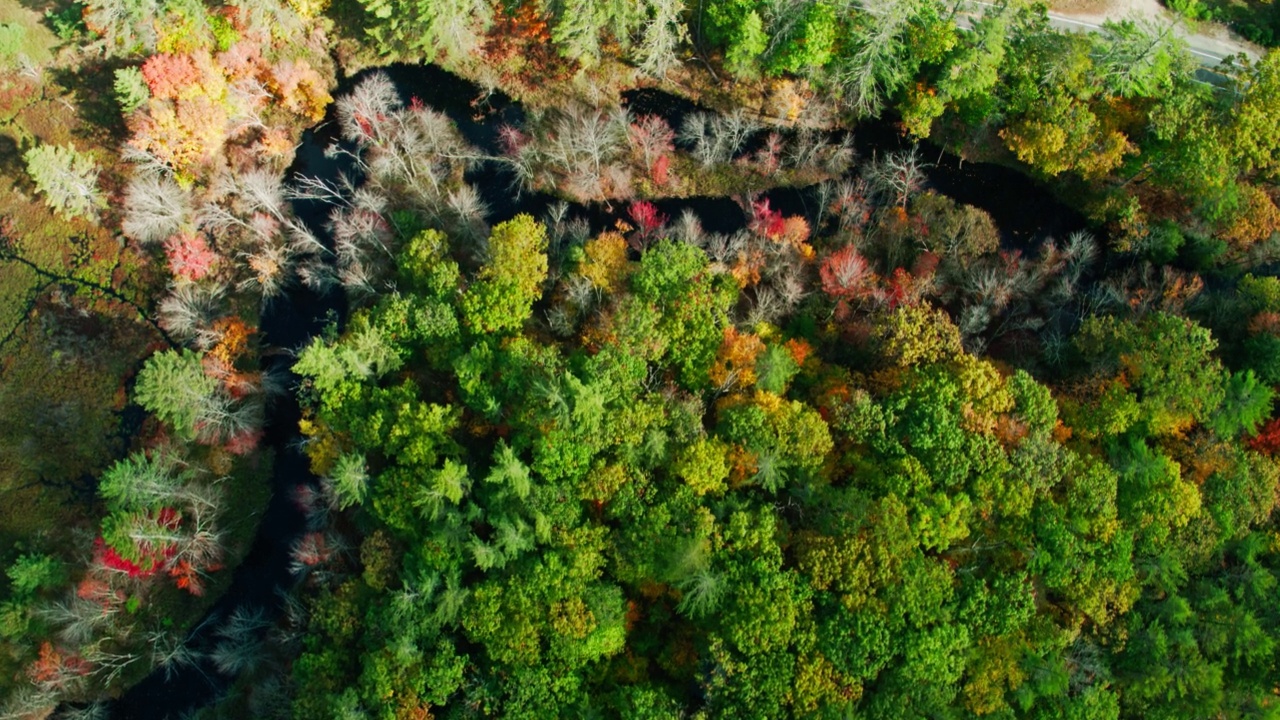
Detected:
[114,66,151,114]
[1074,313,1226,436]
[1141,220,1186,264]
[358,0,492,59]
[326,453,370,510]
[765,1,838,76]
[1231,51,1280,176]
[0,23,25,62]
[134,349,219,442]
[295,315,405,394]
[98,450,193,511]
[755,343,799,394]
[702,0,768,76]
[460,214,549,335]
[1211,370,1273,438]
[23,143,106,220]
[207,12,237,51]
[1091,19,1192,98]
[270,26,1280,720]
[5,553,63,596]
[44,4,86,41]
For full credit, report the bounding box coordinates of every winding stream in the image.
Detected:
[110,64,1086,720]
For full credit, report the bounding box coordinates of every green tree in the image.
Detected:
[461,214,549,335]
[134,349,220,442]
[1231,50,1280,177]
[114,66,151,113]
[1073,313,1226,437]
[702,0,768,76]
[358,0,493,60]
[24,144,106,220]
[765,1,838,76]
[5,554,64,596]
[1091,19,1192,98]
[1211,370,1273,439]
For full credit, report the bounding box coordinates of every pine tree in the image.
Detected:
[24,144,106,220]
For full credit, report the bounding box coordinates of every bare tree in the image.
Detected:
[158,283,227,349]
[864,146,928,207]
[635,0,688,78]
[122,170,192,245]
[211,607,269,675]
[679,110,759,167]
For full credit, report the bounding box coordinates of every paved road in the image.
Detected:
[962,0,1262,67]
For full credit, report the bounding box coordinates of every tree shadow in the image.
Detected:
[0,134,22,177]
[48,58,130,144]
[16,0,68,21]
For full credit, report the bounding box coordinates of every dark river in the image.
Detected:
[108,63,1086,719]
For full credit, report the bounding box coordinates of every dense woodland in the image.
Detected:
[0,0,1279,718]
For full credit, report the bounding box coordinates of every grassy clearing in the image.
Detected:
[0,0,58,67]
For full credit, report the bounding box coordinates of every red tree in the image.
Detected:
[28,643,90,691]
[628,115,675,170]
[628,201,667,249]
[141,53,203,101]
[1248,416,1280,455]
[819,245,875,301]
[652,154,670,187]
[164,232,217,281]
[749,197,786,239]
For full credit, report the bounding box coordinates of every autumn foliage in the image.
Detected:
[164,232,217,281]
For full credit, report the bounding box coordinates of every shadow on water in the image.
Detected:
[110,63,1086,719]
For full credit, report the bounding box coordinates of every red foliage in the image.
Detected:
[628,201,668,249]
[292,483,322,514]
[912,250,940,280]
[819,245,875,300]
[164,232,217,281]
[1248,416,1280,455]
[291,532,332,567]
[225,428,264,455]
[749,197,786,239]
[28,643,90,690]
[141,53,202,101]
[96,538,159,578]
[94,507,182,578]
[884,267,915,309]
[483,3,574,85]
[784,338,813,367]
[629,115,675,169]
[651,154,670,187]
[1249,312,1280,336]
[76,576,117,604]
[498,124,529,155]
[169,560,204,596]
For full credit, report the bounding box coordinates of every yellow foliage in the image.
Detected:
[952,354,1014,434]
[674,437,731,497]
[872,304,962,368]
[300,416,342,476]
[287,0,330,19]
[131,95,229,178]
[550,597,595,639]
[578,232,630,293]
[580,462,628,503]
[709,326,765,390]
[269,59,333,123]
[962,637,1026,716]
[791,650,862,713]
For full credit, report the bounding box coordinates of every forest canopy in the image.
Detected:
[0,0,1278,718]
